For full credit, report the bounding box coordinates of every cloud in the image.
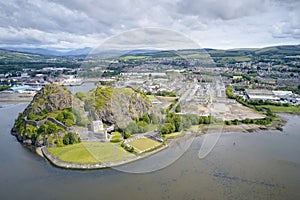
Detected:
[176,0,269,21]
[271,1,300,39]
[0,0,299,49]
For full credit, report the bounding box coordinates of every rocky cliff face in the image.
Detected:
[93,87,152,128]
[23,84,73,116]
[12,84,152,147]
[11,84,78,147]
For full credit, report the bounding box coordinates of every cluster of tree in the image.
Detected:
[101,69,121,77]
[225,117,273,126]
[63,132,80,145]
[175,104,181,113]
[199,78,213,83]
[159,113,217,135]
[225,86,236,99]
[123,113,160,138]
[121,143,135,153]
[225,107,275,126]
[155,90,176,97]
[226,86,290,110]
[17,120,64,141]
[0,85,11,91]
[27,108,79,127]
[71,108,90,126]
[248,99,289,107]
[55,109,76,127]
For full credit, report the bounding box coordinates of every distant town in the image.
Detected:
[1,46,300,106]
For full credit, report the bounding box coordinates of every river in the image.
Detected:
[0,102,299,199]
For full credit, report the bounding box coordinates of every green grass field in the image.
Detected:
[257,105,300,113]
[147,95,158,101]
[111,132,123,140]
[127,137,162,153]
[163,131,184,139]
[120,55,150,61]
[47,142,134,164]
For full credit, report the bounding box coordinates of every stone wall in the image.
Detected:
[24,117,69,130]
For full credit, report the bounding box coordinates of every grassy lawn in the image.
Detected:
[257,105,300,113]
[156,96,177,102]
[147,95,158,101]
[120,55,150,61]
[111,131,123,140]
[127,137,162,153]
[47,142,134,164]
[163,131,184,139]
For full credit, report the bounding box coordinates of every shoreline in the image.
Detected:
[41,144,168,170]
[39,117,287,170]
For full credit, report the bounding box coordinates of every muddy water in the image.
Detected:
[0,103,299,199]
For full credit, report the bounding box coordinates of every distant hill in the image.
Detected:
[0,47,92,56]
[205,44,300,57]
[1,44,299,62]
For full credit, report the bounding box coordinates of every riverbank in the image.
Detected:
[163,117,287,140]
[39,116,287,170]
[0,92,33,102]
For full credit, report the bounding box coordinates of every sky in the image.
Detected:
[0,0,300,49]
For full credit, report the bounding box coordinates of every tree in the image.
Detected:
[203,116,210,124]
[226,86,236,99]
[242,118,251,124]
[141,114,151,124]
[63,132,77,145]
[56,112,64,123]
[48,122,58,133]
[64,119,75,127]
[124,131,131,139]
[63,137,69,145]
[75,92,87,101]
[67,132,76,144]
[173,115,182,132]
[37,124,47,135]
[232,119,239,125]
[126,122,140,134]
[175,104,181,113]
[182,116,192,129]
[149,113,159,124]
[186,114,199,125]
[159,123,175,135]
[137,121,148,133]
[225,120,232,125]
[27,113,38,120]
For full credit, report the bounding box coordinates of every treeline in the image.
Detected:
[14,114,80,146]
[159,113,218,135]
[155,90,176,97]
[226,86,277,123]
[27,108,77,127]
[120,113,160,138]
[0,85,11,91]
[0,62,80,74]
[225,117,273,126]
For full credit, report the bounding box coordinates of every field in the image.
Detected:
[120,55,150,61]
[127,137,162,153]
[183,102,265,121]
[257,105,300,113]
[47,142,134,164]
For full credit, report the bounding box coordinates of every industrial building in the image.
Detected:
[245,89,300,104]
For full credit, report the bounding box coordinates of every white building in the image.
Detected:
[91,120,104,133]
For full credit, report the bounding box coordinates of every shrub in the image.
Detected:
[62,132,78,145]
